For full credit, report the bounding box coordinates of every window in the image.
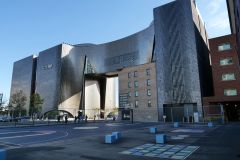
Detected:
[134,71,138,77]
[128,92,131,97]
[220,58,233,66]
[135,100,138,108]
[128,72,131,78]
[224,89,237,96]
[148,100,151,107]
[146,68,151,76]
[135,91,139,97]
[134,81,139,88]
[147,89,151,96]
[147,79,151,86]
[218,43,231,51]
[128,82,131,88]
[222,73,236,81]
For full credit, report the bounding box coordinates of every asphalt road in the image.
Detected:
[0,122,157,148]
[1,122,239,160]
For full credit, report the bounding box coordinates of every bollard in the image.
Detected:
[150,127,157,134]
[208,122,213,128]
[156,134,166,144]
[174,122,179,128]
[0,149,6,160]
[105,134,116,144]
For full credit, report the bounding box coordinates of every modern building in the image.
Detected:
[227,0,240,47]
[204,34,240,121]
[10,0,213,122]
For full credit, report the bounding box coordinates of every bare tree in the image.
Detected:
[10,90,27,117]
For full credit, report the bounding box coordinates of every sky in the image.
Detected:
[0,0,230,101]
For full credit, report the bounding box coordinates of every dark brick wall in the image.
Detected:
[204,34,240,104]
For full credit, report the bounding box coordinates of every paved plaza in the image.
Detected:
[0,122,239,160]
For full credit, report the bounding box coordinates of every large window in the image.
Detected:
[147,89,151,96]
[218,43,231,51]
[224,89,237,96]
[128,82,131,88]
[220,58,233,66]
[222,73,236,81]
[146,68,151,76]
[134,81,139,88]
[148,100,151,107]
[147,79,151,86]
[128,72,131,78]
[134,71,138,77]
[135,100,138,108]
[135,91,139,97]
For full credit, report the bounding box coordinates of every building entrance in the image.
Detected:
[84,74,119,120]
[163,103,197,122]
[224,102,240,121]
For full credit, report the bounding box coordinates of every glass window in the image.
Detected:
[147,89,151,96]
[128,82,131,88]
[135,100,138,108]
[224,89,237,96]
[147,79,151,86]
[135,91,139,97]
[222,73,236,81]
[146,68,151,76]
[220,58,233,66]
[128,92,131,97]
[148,100,151,107]
[128,72,131,78]
[134,81,138,88]
[218,43,231,51]
[134,71,138,77]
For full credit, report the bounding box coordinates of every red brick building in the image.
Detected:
[204,34,240,121]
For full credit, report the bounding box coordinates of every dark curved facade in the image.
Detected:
[10,0,213,121]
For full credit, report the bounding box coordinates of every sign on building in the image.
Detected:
[119,93,128,108]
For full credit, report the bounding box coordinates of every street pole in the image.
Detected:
[131,109,133,124]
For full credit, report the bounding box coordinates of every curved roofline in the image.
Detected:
[74,22,154,47]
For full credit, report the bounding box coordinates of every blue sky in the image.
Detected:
[0,0,230,101]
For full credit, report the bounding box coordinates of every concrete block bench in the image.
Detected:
[105,134,116,144]
[208,122,214,128]
[0,149,6,160]
[156,134,166,144]
[112,132,121,140]
[174,122,179,128]
[105,132,121,144]
[150,127,157,134]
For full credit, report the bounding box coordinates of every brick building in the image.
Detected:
[204,34,240,121]
[118,63,158,122]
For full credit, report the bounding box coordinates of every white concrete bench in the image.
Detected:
[156,134,166,144]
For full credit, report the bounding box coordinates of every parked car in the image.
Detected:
[106,112,118,121]
[0,117,8,122]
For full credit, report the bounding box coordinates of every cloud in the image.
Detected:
[200,0,231,37]
[207,0,225,15]
[208,12,230,30]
